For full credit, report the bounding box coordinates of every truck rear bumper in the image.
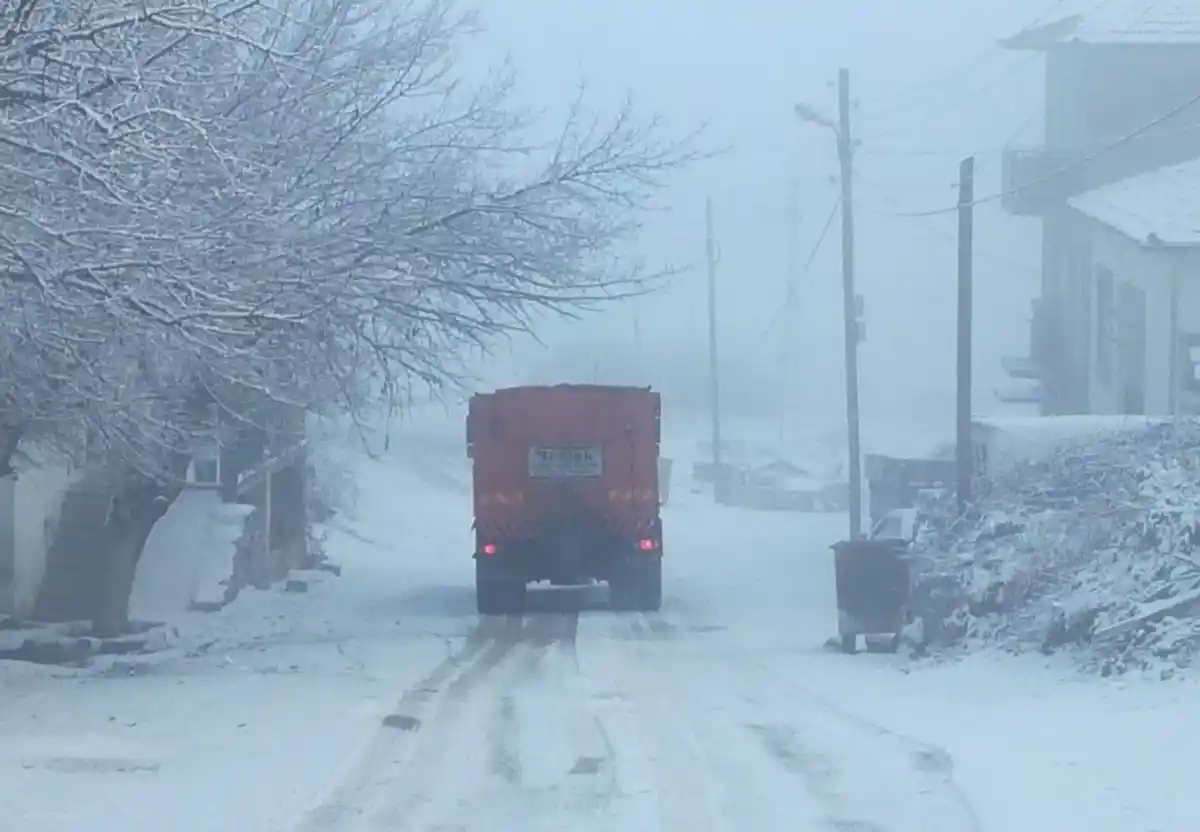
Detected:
[474,532,661,586]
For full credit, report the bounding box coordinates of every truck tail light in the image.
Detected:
[481,543,497,555]
[637,538,657,551]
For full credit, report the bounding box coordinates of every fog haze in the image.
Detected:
[467,0,1058,444]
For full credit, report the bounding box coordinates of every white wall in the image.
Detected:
[0,475,13,615]
[1076,214,1190,416]
[131,489,254,619]
[1168,247,1200,415]
[10,447,79,618]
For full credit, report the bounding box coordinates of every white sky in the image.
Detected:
[464,0,1065,440]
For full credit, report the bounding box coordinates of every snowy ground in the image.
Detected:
[2,407,1199,831]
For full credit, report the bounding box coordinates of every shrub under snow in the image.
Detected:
[909,419,1200,678]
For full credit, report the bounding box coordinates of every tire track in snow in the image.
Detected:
[581,611,795,832]
[403,609,628,831]
[599,609,981,831]
[483,620,559,787]
[376,616,541,831]
[483,612,577,788]
[631,578,982,831]
[746,722,885,832]
[298,609,608,831]
[293,614,524,831]
[743,659,984,832]
[543,616,624,821]
[488,694,522,784]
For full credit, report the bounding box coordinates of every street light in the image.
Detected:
[793,102,837,134]
[793,68,864,539]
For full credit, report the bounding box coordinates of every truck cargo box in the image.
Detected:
[468,384,661,541]
[467,384,663,613]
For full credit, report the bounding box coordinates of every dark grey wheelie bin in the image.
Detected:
[831,537,911,654]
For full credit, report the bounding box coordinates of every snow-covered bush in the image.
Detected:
[909,419,1200,676]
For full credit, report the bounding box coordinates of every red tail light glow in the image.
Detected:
[481,543,497,555]
[637,538,656,551]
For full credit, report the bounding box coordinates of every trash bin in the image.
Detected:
[830,537,911,654]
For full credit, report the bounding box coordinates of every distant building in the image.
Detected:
[998,2,1200,414]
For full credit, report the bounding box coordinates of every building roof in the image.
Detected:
[1002,2,1200,49]
[1068,157,1200,245]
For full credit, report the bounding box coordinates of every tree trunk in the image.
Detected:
[91,478,181,639]
[0,422,21,478]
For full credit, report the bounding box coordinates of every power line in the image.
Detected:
[863,110,1043,159]
[791,196,842,302]
[762,195,841,341]
[855,177,1040,279]
[863,112,1200,165]
[863,0,1072,115]
[860,53,1043,139]
[877,84,1200,217]
[860,0,1122,140]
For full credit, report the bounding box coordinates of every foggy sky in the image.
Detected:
[462,1,1066,446]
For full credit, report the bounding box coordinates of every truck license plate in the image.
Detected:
[528,445,603,478]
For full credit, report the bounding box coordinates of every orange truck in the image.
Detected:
[466,384,663,614]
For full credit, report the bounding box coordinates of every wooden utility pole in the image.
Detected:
[706,196,723,501]
[837,68,863,538]
[782,179,801,446]
[785,178,801,314]
[956,156,975,514]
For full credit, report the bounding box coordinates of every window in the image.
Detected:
[1095,265,1116,384]
[186,403,222,487]
[188,454,220,486]
[1182,334,1200,395]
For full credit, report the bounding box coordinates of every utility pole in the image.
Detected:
[956,156,975,514]
[782,179,801,446]
[794,73,862,535]
[784,178,801,315]
[706,196,723,501]
[836,68,863,538]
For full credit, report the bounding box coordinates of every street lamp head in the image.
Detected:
[793,102,836,132]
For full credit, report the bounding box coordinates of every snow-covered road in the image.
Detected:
[293,602,978,832]
[4,416,1200,831]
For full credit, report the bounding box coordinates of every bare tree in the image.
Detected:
[0,0,701,632]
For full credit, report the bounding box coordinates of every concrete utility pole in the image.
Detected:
[796,69,862,538]
[956,156,975,515]
[706,196,723,501]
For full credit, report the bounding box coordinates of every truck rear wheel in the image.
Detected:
[476,578,526,615]
[611,558,662,612]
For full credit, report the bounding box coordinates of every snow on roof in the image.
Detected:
[972,415,1174,475]
[972,414,1167,440]
[1068,157,1200,245]
[1003,2,1200,48]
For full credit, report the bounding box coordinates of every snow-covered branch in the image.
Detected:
[0,0,702,480]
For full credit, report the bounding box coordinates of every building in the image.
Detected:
[1068,161,1200,414]
[998,2,1200,414]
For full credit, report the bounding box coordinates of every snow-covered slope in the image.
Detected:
[911,419,1200,677]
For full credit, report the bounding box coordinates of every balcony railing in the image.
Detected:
[1001,145,1085,215]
